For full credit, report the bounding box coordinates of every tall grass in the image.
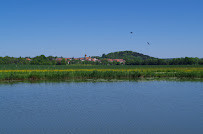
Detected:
[0,65,202,81]
[0,69,202,81]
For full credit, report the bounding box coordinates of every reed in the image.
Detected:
[0,68,202,81]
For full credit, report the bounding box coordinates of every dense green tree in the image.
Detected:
[0,53,202,66]
[61,59,66,65]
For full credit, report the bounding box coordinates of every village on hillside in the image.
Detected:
[55,54,125,64]
[18,51,203,65]
[25,54,126,65]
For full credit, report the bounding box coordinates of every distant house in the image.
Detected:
[56,58,71,61]
[55,58,70,64]
[55,55,100,63]
[79,58,85,61]
[84,55,99,62]
[56,58,63,61]
[85,56,92,61]
[107,59,125,64]
[26,58,31,61]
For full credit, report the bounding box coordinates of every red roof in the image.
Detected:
[107,59,113,62]
[26,58,31,61]
[107,59,125,62]
[56,58,62,61]
[56,58,70,61]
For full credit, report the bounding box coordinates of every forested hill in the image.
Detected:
[101,51,154,60]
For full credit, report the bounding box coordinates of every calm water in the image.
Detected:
[0,81,202,134]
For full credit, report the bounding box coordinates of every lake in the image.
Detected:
[0,80,202,134]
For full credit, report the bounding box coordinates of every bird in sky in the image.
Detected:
[129,32,151,46]
[147,42,150,45]
[129,32,134,39]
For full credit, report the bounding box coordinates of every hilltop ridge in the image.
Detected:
[101,51,154,60]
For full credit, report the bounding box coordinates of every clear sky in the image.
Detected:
[0,0,202,58]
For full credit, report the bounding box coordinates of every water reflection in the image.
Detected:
[0,80,202,134]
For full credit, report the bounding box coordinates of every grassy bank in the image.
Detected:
[0,65,202,81]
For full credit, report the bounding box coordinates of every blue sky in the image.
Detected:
[0,0,202,58]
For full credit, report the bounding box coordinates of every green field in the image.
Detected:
[0,65,202,81]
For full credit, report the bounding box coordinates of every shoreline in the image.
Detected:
[0,77,203,85]
[0,70,202,81]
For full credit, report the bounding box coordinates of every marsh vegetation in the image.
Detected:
[0,65,202,81]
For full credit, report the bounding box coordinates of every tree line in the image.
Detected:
[0,55,202,65]
[125,57,203,65]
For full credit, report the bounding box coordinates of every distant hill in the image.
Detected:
[101,51,154,60]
